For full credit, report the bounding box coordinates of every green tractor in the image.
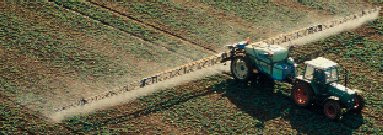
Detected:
[223,40,365,121]
[292,57,365,121]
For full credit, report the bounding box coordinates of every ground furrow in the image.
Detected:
[86,1,218,53]
[50,2,195,62]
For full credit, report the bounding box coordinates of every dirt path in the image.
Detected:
[279,10,380,48]
[49,61,231,123]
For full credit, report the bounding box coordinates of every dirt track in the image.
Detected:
[49,61,231,123]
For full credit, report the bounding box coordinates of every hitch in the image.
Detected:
[221,56,231,63]
[221,52,232,63]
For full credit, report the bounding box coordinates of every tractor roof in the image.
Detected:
[305,57,338,70]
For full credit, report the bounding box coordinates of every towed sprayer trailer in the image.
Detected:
[221,38,365,121]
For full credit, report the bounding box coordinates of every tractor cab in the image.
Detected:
[301,57,338,95]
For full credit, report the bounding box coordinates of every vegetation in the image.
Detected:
[298,1,373,17]
[54,2,214,57]
[90,1,326,52]
[0,1,382,134]
[2,70,382,134]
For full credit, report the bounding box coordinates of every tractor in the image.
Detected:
[222,39,365,121]
[293,57,364,120]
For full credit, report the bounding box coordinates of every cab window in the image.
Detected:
[325,68,338,83]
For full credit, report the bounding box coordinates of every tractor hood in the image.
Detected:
[330,83,357,95]
[328,83,362,107]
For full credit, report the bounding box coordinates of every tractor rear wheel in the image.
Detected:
[351,94,365,112]
[231,56,253,82]
[324,100,341,121]
[292,83,314,107]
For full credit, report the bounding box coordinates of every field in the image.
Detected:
[1,1,383,134]
[0,1,215,115]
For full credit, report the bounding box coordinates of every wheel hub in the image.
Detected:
[326,105,335,117]
[294,86,308,105]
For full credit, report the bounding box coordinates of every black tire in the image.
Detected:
[292,83,314,107]
[324,100,341,121]
[351,94,365,113]
[230,56,253,82]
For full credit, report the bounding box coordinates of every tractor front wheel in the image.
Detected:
[351,94,365,112]
[292,83,314,107]
[324,100,341,121]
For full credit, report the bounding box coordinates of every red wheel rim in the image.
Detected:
[326,105,335,117]
[294,85,308,105]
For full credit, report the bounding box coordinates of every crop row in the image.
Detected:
[291,30,383,73]
[0,2,157,80]
[91,2,317,52]
[299,1,373,16]
[210,2,308,28]
[53,2,214,58]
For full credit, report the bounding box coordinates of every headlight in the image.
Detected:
[354,89,362,94]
